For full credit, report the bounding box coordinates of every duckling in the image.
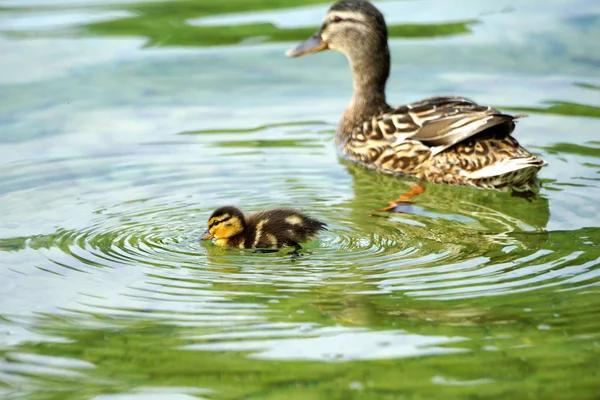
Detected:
[200,206,327,251]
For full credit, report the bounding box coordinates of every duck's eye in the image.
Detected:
[332,16,343,23]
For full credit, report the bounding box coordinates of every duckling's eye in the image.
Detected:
[211,219,224,228]
[332,16,343,23]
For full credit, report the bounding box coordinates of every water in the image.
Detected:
[1,0,600,398]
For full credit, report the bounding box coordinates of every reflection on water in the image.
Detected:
[1,0,600,399]
[183,327,468,361]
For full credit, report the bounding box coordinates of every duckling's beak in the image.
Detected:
[285,32,328,58]
[200,230,215,241]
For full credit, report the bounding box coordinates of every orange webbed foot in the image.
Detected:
[378,185,425,212]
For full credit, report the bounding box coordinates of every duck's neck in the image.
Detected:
[339,47,391,138]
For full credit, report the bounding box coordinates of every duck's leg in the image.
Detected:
[287,243,303,262]
[379,184,425,212]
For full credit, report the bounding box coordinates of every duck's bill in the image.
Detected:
[200,230,215,241]
[285,34,328,58]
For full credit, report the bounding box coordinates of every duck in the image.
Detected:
[200,206,327,251]
[286,0,547,193]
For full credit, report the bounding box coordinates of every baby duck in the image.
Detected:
[200,206,327,251]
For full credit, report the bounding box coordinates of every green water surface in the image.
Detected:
[1,0,600,399]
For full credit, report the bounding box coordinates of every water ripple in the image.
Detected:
[0,190,595,318]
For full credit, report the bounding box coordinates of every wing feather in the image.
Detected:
[356,96,522,158]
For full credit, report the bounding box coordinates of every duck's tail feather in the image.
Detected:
[464,156,547,191]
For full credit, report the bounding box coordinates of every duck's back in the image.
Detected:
[244,209,326,249]
[339,96,546,190]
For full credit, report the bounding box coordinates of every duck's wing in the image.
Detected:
[367,96,525,156]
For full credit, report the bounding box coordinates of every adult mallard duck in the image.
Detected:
[286,0,546,195]
[200,206,327,252]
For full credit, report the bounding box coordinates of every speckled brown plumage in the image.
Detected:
[287,0,547,191]
[338,96,546,190]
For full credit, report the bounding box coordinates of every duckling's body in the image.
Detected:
[201,206,326,250]
[286,0,547,192]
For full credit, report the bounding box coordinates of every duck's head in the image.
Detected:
[286,0,390,114]
[285,0,388,63]
[200,206,245,241]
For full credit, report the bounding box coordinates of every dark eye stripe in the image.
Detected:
[210,217,230,228]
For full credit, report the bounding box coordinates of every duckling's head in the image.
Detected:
[200,206,245,241]
[285,0,388,65]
